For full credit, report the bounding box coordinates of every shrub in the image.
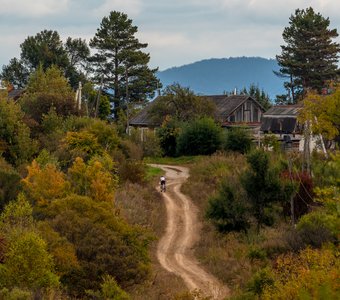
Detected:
[262,247,340,300]
[86,275,130,299]
[45,195,151,297]
[176,117,223,156]
[296,211,338,247]
[246,268,274,296]
[0,231,59,290]
[0,287,33,300]
[0,159,22,211]
[241,150,283,230]
[206,182,249,233]
[281,170,315,220]
[224,127,252,154]
[129,128,162,158]
[247,247,267,262]
[117,159,146,184]
[156,117,181,157]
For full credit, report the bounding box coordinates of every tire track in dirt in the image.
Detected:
[151,164,229,299]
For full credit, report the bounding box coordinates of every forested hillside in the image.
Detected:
[157,57,285,99]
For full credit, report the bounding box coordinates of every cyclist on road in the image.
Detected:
[160,175,166,192]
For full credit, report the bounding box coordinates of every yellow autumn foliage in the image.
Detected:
[22,160,70,206]
[262,247,340,300]
[68,157,118,203]
[299,87,340,141]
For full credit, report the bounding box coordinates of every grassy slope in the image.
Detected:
[181,153,289,296]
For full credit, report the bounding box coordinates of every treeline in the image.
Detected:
[1,11,160,119]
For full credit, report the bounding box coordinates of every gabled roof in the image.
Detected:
[129,94,263,127]
[129,97,160,126]
[205,94,264,118]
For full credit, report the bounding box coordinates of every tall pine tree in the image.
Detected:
[276,7,340,103]
[90,11,160,116]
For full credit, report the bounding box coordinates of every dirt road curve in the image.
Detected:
[152,164,229,299]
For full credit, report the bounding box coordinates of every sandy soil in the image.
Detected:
[151,164,229,299]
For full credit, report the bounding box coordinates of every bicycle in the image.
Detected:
[160,181,166,192]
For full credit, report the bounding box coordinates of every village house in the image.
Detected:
[129,94,265,139]
[260,104,320,152]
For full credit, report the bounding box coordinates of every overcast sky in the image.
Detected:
[0,0,339,70]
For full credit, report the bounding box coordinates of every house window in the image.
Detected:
[229,115,235,122]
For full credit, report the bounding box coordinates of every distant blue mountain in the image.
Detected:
[157,57,285,99]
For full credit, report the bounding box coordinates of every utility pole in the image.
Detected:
[288,158,295,227]
[95,75,104,118]
[303,120,311,175]
[125,67,129,134]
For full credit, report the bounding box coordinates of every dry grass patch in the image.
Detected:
[116,182,188,299]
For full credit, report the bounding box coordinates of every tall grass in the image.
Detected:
[181,153,290,295]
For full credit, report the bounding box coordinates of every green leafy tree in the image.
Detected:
[156,117,182,157]
[0,58,29,88]
[83,83,111,119]
[0,95,37,166]
[0,159,22,211]
[65,37,90,71]
[1,30,88,88]
[20,30,68,72]
[89,11,160,114]
[149,83,216,124]
[20,65,77,123]
[241,150,283,230]
[224,127,253,154]
[177,117,223,156]
[276,7,340,102]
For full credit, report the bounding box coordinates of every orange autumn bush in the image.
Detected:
[262,247,340,300]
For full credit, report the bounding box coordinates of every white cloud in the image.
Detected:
[94,0,142,17]
[214,0,340,24]
[0,0,69,17]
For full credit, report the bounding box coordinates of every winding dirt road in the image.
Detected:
[152,164,229,299]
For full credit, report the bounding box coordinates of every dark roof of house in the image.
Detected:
[129,98,160,126]
[8,89,25,100]
[263,105,301,117]
[206,95,253,118]
[129,94,263,126]
[260,105,302,133]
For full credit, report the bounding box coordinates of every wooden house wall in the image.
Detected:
[227,100,262,123]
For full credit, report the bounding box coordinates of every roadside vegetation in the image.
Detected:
[0,5,339,300]
[182,148,339,299]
